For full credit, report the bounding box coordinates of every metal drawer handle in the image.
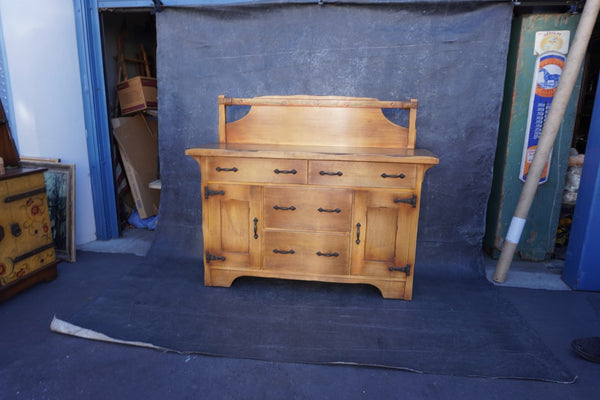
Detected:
[273,249,295,255]
[318,207,341,213]
[316,251,339,257]
[215,166,238,172]
[319,170,343,176]
[273,205,296,211]
[253,218,258,239]
[4,187,46,203]
[13,242,54,263]
[274,169,297,175]
[356,222,361,244]
[381,173,406,179]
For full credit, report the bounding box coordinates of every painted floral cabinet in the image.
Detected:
[0,168,58,301]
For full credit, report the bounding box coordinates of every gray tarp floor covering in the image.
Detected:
[46,252,578,384]
[2,251,600,398]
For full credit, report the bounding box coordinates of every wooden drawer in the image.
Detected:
[1,244,55,286]
[205,157,306,184]
[263,231,349,275]
[264,186,352,232]
[308,161,416,189]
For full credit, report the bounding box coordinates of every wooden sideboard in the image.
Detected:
[186,95,438,299]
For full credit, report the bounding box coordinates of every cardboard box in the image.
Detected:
[112,114,160,219]
[116,76,157,115]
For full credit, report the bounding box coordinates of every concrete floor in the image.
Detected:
[484,257,571,291]
[2,232,599,399]
[77,228,155,257]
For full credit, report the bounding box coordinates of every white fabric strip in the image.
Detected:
[505,217,526,244]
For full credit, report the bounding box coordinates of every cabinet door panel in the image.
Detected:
[220,199,249,253]
[364,207,398,261]
[204,183,261,269]
[351,190,417,278]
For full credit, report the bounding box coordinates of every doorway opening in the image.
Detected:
[100,9,159,243]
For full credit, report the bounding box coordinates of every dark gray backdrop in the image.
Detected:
[153,3,513,272]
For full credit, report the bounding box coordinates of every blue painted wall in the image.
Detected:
[563,82,600,291]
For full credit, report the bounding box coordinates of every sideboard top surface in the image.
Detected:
[185,143,439,165]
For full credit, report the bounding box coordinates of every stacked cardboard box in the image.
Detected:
[116,76,157,115]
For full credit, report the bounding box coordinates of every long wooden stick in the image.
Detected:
[493,1,600,283]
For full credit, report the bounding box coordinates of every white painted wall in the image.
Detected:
[0,0,96,245]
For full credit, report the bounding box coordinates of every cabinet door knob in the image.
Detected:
[10,223,21,237]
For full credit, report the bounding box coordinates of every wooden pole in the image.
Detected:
[493,1,600,283]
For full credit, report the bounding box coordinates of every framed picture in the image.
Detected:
[21,161,76,262]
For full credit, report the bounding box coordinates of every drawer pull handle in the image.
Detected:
[4,187,47,203]
[253,218,258,239]
[316,251,339,257]
[273,249,295,255]
[13,242,54,263]
[215,166,238,172]
[319,170,343,176]
[318,207,341,213]
[273,205,296,211]
[274,169,297,175]
[394,194,417,208]
[381,173,406,179]
[356,222,361,244]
